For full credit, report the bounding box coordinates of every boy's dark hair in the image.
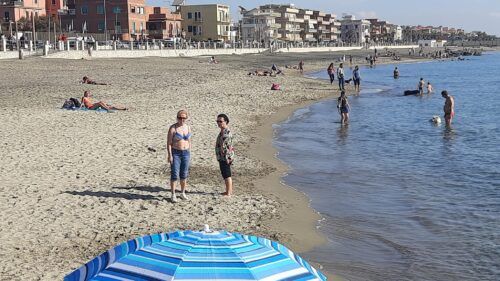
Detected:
[217,113,229,123]
[441,90,449,96]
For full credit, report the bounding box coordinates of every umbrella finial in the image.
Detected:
[204,224,211,233]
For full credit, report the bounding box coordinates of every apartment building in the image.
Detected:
[297,8,316,42]
[241,4,341,43]
[147,6,182,39]
[240,6,280,43]
[340,15,370,44]
[179,4,230,41]
[366,18,401,43]
[0,0,46,23]
[62,0,149,40]
[45,0,64,18]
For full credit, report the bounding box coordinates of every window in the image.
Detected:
[187,25,192,33]
[81,6,88,15]
[131,6,135,13]
[97,21,105,31]
[139,7,144,14]
[97,4,104,14]
[187,12,192,19]
[113,7,121,14]
[192,26,197,35]
[198,26,202,35]
[4,11,9,20]
[140,22,143,32]
[34,0,37,4]
[51,0,55,5]
[194,11,201,21]
[132,22,136,33]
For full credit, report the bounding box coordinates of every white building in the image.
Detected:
[340,15,370,44]
[394,25,403,41]
[240,6,281,43]
[418,39,447,47]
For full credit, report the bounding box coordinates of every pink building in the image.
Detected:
[0,0,46,23]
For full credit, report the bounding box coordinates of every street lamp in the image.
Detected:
[103,0,107,43]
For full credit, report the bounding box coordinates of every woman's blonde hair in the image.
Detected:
[177,109,188,118]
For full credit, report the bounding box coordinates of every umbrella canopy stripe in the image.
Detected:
[65,230,327,281]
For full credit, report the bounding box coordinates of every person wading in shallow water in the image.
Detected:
[215,114,235,196]
[337,91,350,125]
[442,90,455,126]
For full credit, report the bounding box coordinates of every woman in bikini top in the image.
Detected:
[169,111,191,151]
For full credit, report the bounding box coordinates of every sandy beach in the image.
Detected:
[0,49,428,280]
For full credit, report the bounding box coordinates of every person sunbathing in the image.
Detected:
[248,70,274,77]
[209,56,219,64]
[81,91,127,111]
[82,76,108,85]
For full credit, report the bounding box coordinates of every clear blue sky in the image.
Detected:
[147,0,500,35]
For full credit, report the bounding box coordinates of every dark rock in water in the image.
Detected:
[404,90,420,96]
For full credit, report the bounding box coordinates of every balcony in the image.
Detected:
[1,1,22,6]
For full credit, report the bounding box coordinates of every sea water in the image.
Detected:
[274,53,500,281]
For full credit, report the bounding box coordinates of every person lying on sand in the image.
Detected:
[81,76,108,85]
[271,64,283,75]
[209,56,219,64]
[248,70,275,77]
[81,91,127,111]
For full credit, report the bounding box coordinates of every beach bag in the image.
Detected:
[271,83,281,91]
[62,97,81,109]
[62,99,76,109]
[70,98,81,108]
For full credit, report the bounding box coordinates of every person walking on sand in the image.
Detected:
[337,91,350,125]
[327,63,335,84]
[353,65,361,93]
[215,114,235,196]
[337,63,345,91]
[442,90,455,126]
[418,78,425,95]
[167,110,192,202]
[298,60,304,74]
[427,82,433,94]
[349,55,353,65]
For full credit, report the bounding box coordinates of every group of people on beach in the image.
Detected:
[167,110,235,202]
[326,57,454,127]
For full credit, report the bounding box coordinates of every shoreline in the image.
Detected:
[250,53,444,280]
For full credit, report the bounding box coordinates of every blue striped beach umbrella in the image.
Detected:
[65,226,327,281]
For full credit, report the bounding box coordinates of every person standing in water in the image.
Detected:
[427,82,433,94]
[442,90,455,126]
[337,63,345,91]
[418,78,425,95]
[327,63,335,84]
[353,65,361,93]
[394,67,400,79]
[337,91,350,125]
